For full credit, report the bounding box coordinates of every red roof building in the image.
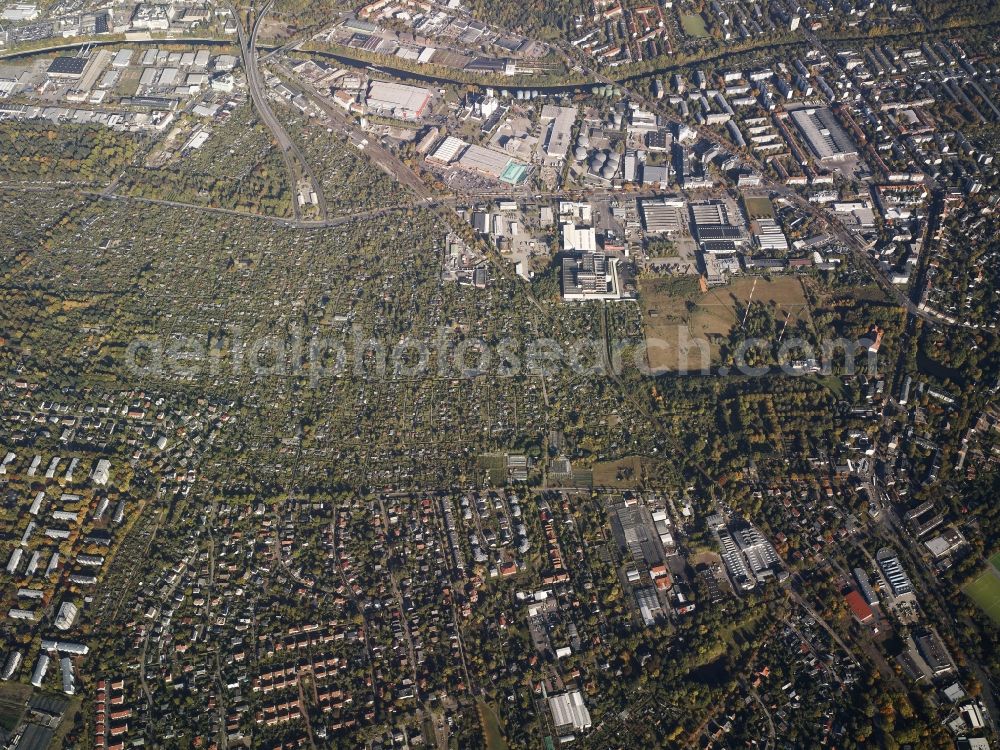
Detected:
[845,590,874,623]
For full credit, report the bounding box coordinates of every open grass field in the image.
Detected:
[743,195,774,220]
[639,275,811,371]
[479,700,509,750]
[680,12,709,37]
[964,568,1000,626]
[0,682,30,732]
[49,695,82,749]
[989,551,1000,571]
[478,453,507,486]
[593,456,650,487]
[116,67,141,98]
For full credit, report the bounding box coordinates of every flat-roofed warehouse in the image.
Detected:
[640,197,686,233]
[876,547,915,601]
[561,251,622,301]
[428,135,466,164]
[696,224,747,243]
[548,690,592,732]
[789,107,858,162]
[753,218,789,251]
[456,143,512,178]
[696,224,750,254]
[111,49,134,68]
[610,502,665,567]
[365,80,432,120]
[47,57,88,79]
[689,200,731,226]
[540,104,577,160]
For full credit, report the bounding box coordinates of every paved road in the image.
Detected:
[234,1,327,221]
[0,37,232,60]
[270,60,434,201]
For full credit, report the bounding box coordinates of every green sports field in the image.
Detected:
[680,13,709,37]
[989,551,1000,570]
[965,569,1000,626]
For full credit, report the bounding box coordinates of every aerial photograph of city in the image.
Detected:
[0,0,999,745]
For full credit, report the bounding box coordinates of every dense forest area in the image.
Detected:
[461,0,589,38]
[0,121,141,184]
[122,155,293,217]
[277,104,413,213]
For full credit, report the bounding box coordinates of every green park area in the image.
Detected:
[639,275,810,371]
[965,568,1000,626]
[680,12,710,37]
[479,700,509,750]
[743,195,775,220]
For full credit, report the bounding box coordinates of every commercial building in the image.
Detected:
[548,690,592,732]
[753,218,789,252]
[562,223,597,253]
[131,3,170,30]
[833,201,876,229]
[789,107,858,162]
[734,526,779,580]
[924,527,965,559]
[877,547,916,602]
[561,252,621,301]
[498,162,529,185]
[718,528,755,591]
[428,135,466,164]
[845,590,875,624]
[540,104,577,160]
[47,57,88,80]
[456,144,515,179]
[365,80,432,120]
[640,197,686,233]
